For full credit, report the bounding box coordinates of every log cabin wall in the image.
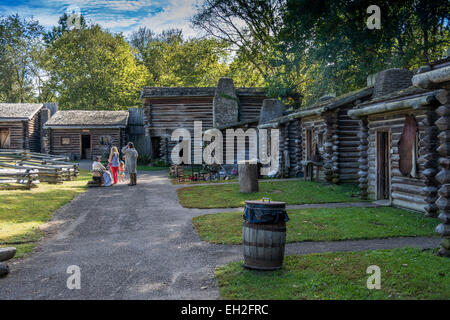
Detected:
[47,129,82,158]
[239,96,267,122]
[287,120,302,177]
[143,91,267,164]
[0,121,23,149]
[47,128,124,160]
[26,111,42,152]
[366,108,432,212]
[144,96,214,164]
[337,105,361,183]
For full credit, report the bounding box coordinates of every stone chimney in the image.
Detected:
[213,78,239,127]
[259,99,285,124]
[43,102,58,116]
[373,68,414,98]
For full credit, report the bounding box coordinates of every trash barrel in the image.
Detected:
[242,198,289,270]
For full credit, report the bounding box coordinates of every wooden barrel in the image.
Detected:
[243,221,286,270]
[242,200,288,270]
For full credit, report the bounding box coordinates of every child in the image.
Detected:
[119,161,126,183]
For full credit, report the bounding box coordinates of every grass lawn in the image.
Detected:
[0,169,90,258]
[137,165,169,171]
[215,248,450,299]
[192,207,439,244]
[178,180,360,208]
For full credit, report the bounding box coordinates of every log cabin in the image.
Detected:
[349,69,442,213]
[141,77,267,164]
[43,110,129,160]
[0,103,51,152]
[411,56,450,256]
[259,86,375,181]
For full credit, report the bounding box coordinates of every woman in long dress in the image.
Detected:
[122,142,139,186]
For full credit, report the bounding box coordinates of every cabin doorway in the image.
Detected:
[81,134,91,159]
[151,137,161,159]
[377,131,390,200]
[0,128,11,148]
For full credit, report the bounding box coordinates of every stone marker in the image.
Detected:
[0,247,16,262]
[0,263,9,277]
[239,160,259,193]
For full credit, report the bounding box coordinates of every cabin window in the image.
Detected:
[100,135,112,145]
[61,137,71,145]
[398,115,418,177]
[0,128,11,148]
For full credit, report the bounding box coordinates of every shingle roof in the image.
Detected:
[0,103,44,121]
[140,86,266,98]
[44,110,129,128]
[356,86,431,108]
[141,87,216,98]
[301,86,374,113]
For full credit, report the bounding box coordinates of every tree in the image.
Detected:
[281,0,450,105]
[43,25,148,110]
[43,13,88,44]
[130,27,231,87]
[192,0,302,104]
[0,14,44,103]
[192,0,285,78]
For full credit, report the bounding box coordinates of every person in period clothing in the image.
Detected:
[108,146,120,184]
[122,142,138,186]
[92,156,113,187]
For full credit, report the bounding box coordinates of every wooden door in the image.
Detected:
[306,129,313,160]
[0,128,11,148]
[377,131,390,200]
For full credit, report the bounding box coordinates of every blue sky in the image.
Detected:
[0,0,200,37]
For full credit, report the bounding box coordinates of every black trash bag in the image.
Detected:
[243,202,289,224]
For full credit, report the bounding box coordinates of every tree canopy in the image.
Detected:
[43,24,148,110]
[0,14,44,103]
[129,27,231,87]
[0,3,448,109]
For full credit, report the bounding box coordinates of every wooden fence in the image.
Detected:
[0,149,79,187]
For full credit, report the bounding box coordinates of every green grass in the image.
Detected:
[137,165,169,171]
[178,180,361,208]
[192,207,439,244]
[0,169,90,258]
[215,248,450,300]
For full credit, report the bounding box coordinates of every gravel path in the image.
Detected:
[0,170,440,299]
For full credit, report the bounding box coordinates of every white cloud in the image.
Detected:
[0,0,205,38]
[0,5,61,28]
[128,0,204,38]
